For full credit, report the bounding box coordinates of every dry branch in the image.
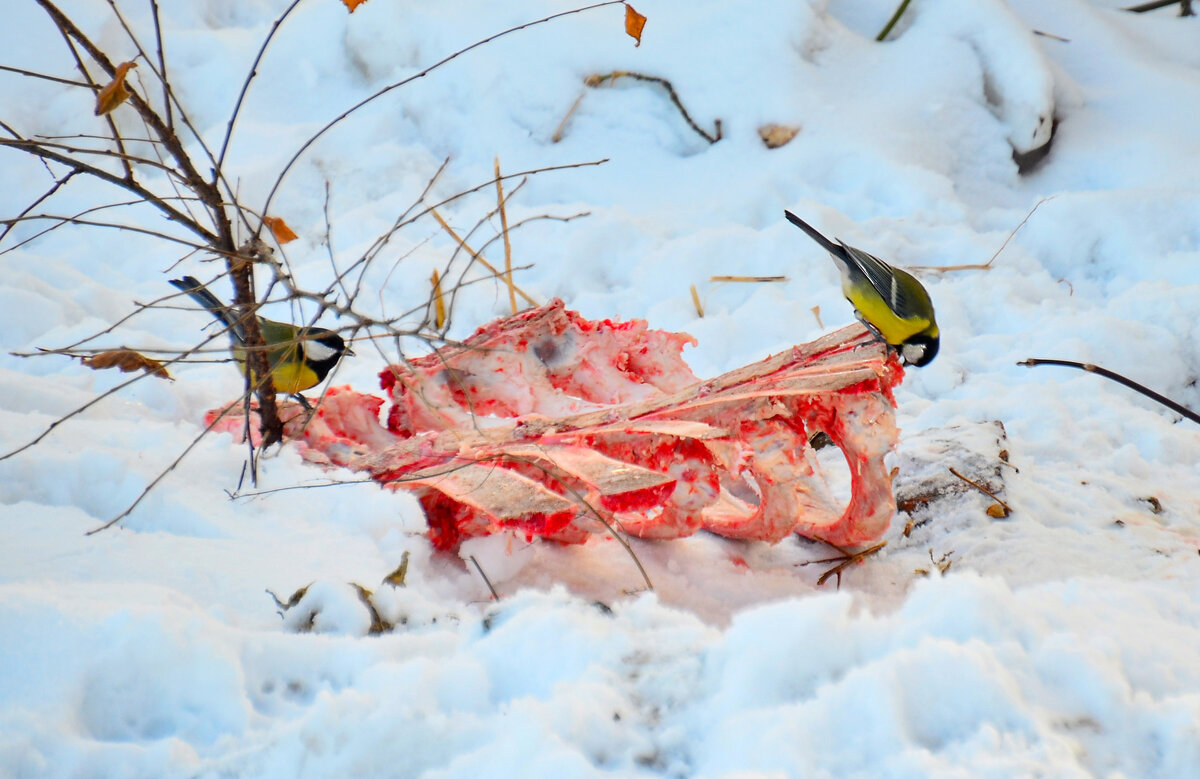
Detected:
[585,70,723,144]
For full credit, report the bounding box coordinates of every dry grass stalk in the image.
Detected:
[494,157,518,314]
[429,208,538,306]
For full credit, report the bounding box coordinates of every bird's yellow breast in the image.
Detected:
[265,360,322,394]
[843,278,936,345]
[231,345,322,394]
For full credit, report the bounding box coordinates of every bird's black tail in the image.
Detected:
[169,276,245,342]
[784,210,842,256]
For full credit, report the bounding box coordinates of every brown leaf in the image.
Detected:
[986,503,1010,518]
[94,61,138,116]
[624,4,647,47]
[81,349,172,380]
[263,216,299,244]
[341,0,370,11]
[758,123,801,149]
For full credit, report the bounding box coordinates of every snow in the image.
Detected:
[2,0,1200,776]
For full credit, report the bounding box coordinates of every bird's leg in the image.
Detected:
[847,315,898,361]
[854,312,887,344]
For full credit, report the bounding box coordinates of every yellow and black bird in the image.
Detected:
[170,275,351,396]
[784,210,939,367]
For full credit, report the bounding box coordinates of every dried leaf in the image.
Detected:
[381,551,410,587]
[81,349,172,380]
[758,123,801,149]
[341,0,370,11]
[94,61,137,116]
[263,216,298,244]
[624,3,647,47]
[986,503,1010,518]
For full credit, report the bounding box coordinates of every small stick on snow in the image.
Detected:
[469,555,501,601]
[910,196,1055,273]
[803,541,888,588]
[1019,358,1200,425]
[552,90,586,142]
[585,71,722,144]
[948,467,1013,515]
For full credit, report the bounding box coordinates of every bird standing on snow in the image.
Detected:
[784,210,939,367]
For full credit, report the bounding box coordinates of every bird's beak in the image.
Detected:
[345,346,356,357]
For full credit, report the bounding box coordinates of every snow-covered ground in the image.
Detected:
[3,0,1200,776]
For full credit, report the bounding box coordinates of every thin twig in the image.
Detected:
[587,71,722,144]
[216,0,305,180]
[87,396,301,535]
[1019,358,1200,425]
[802,541,888,588]
[0,137,218,244]
[1123,0,1192,12]
[876,0,912,41]
[469,555,501,600]
[259,1,627,223]
[552,90,587,142]
[0,171,76,245]
[0,64,95,88]
[430,208,538,306]
[910,196,1053,272]
[948,467,1012,513]
[1032,30,1071,42]
[0,325,228,463]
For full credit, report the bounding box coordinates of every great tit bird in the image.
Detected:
[784,210,939,367]
[169,275,351,395]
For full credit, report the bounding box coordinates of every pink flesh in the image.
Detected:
[207,299,903,550]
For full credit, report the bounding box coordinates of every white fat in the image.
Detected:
[901,342,926,365]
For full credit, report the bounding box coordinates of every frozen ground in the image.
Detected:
[2,0,1200,776]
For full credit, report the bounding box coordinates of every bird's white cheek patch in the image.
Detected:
[302,340,338,362]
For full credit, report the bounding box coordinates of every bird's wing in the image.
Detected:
[838,242,926,321]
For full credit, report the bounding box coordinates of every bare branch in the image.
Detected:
[216,0,305,179]
[0,63,95,89]
[258,1,625,222]
[0,136,217,243]
[0,171,76,245]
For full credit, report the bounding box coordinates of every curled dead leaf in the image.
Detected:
[81,349,172,380]
[341,0,370,11]
[382,551,410,587]
[263,216,299,244]
[94,61,138,116]
[986,503,1010,518]
[624,4,647,47]
[758,123,801,149]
